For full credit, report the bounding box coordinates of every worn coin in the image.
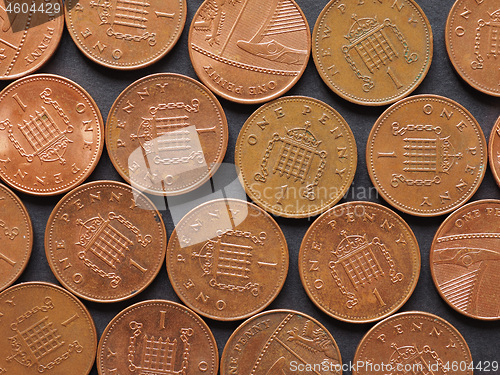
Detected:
[313,0,432,106]
[0,281,97,375]
[98,299,218,375]
[353,311,473,375]
[106,73,228,196]
[489,116,500,187]
[45,180,166,303]
[430,199,500,320]
[235,96,357,218]
[0,183,32,292]
[221,309,342,375]
[167,198,288,321]
[65,0,186,69]
[0,0,63,79]
[0,74,104,195]
[189,0,310,104]
[299,201,420,323]
[446,0,500,96]
[367,94,487,216]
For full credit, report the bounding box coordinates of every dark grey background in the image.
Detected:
[1,0,499,374]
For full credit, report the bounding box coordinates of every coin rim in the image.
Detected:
[488,116,500,188]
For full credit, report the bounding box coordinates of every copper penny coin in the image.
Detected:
[353,311,473,375]
[367,94,487,216]
[106,73,228,196]
[299,201,420,323]
[446,0,500,97]
[430,199,500,320]
[313,0,433,106]
[45,180,167,303]
[0,0,63,79]
[189,0,310,104]
[235,96,357,218]
[0,281,97,374]
[0,74,104,196]
[166,198,288,321]
[221,309,342,375]
[0,184,32,293]
[489,116,500,187]
[98,299,218,375]
[65,0,186,70]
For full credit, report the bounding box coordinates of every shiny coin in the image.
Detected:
[65,0,186,69]
[98,299,218,375]
[489,116,500,187]
[299,201,420,323]
[367,94,487,216]
[353,311,473,375]
[0,183,32,292]
[0,74,104,195]
[430,199,500,320]
[221,309,342,375]
[313,0,432,105]
[446,0,500,96]
[0,282,97,375]
[189,0,310,104]
[235,96,357,218]
[106,73,228,196]
[45,180,167,303]
[166,198,288,321]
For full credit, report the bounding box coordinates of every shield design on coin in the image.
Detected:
[387,343,446,375]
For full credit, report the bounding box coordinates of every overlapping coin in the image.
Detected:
[235,96,357,218]
[367,94,487,216]
[430,199,500,320]
[489,116,500,187]
[0,74,104,195]
[166,198,288,321]
[45,180,166,302]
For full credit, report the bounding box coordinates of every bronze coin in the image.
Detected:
[106,73,228,196]
[188,0,310,104]
[430,199,500,320]
[367,94,487,216]
[0,0,63,79]
[299,201,420,323]
[313,0,433,106]
[353,311,473,375]
[0,74,104,196]
[0,281,97,374]
[65,0,186,70]
[220,309,342,375]
[0,183,32,292]
[446,0,500,97]
[45,180,167,303]
[489,116,500,187]
[98,299,218,375]
[235,96,357,218]
[166,198,288,321]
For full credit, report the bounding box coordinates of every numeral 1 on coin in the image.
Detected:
[373,288,386,306]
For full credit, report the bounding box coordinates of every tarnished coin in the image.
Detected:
[65,0,186,69]
[313,0,432,106]
[0,282,97,375]
[367,94,487,216]
[189,0,310,104]
[166,198,288,321]
[98,300,218,375]
[45,180,166,303]
[446,0,500,96]
[235,96,356,218]
[430,199,500,320]
[106,73,228,196]
[0,74,104,195]
[489,116,500,187]
[0,183,32,292]
[353,311,473,375]
[299,201,420,323]
[221,309,342,375]
[0,0,63,79]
